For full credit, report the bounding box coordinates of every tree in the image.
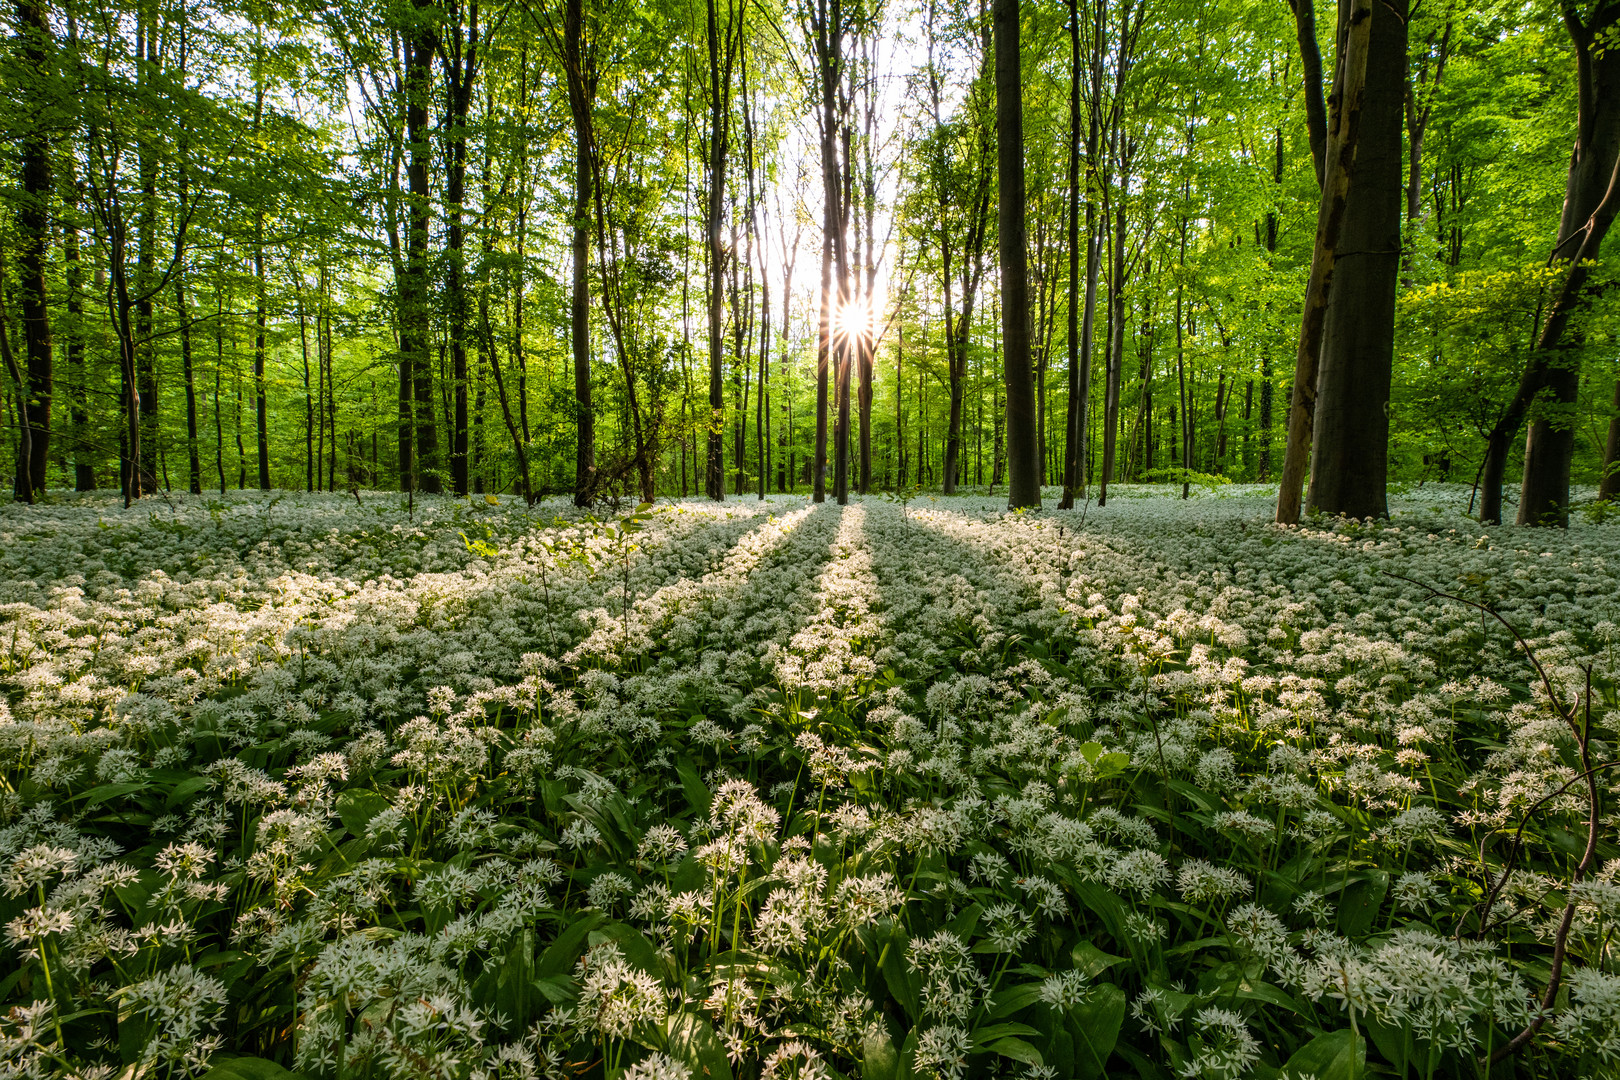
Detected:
[10,0,52,500]
[996,0,1040,508]
[1477,0,1620,526]
[706,0,742,500]
[1305,0,1407,519]
[1275,0,1375,524]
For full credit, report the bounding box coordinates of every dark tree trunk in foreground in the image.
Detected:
[564,0,596,506]
[810,0,843,503]
[13,0,53,498]
[995,0,1040,508]
[1306,0,1406,520]
[1479,1,1620,526]
[444,1,480,497]
[1275,0,1374,524]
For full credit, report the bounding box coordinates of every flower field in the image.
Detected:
[2,487,1618,1080]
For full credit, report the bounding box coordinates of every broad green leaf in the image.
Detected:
[199,1058,309,1080]
[1279,1029,1365,1080]
[980,1037,1044,1067]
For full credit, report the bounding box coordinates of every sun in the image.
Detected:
[833,294,870,342]
[832,281,886,343]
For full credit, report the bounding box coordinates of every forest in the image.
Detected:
[0,0,1615,521]
[4,0,1620,1079]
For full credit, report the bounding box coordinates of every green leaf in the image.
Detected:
[199,1057,309,1080]
[1335,870,1390,937]
[882,926,921,1023]
[971,1022,1043,1044]
[167,774,214,808]
[72,781,148,807]
[862,1027,900,1080]
[663,1009,734,1080]
[1068,983,1126,1080]
[980,1038,1044,1067]
[594,921,663,976]
[989,981,1047,1018]
[335,789,391,838]
[1279,1029,1365,1080]
[1071,940,1128,980]
[537,910,607,978]
[676,758,713,816]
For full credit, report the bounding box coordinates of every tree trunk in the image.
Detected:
[1058,0,1083,508]
[815,227,831,502]
[1306,0,1406,520]
[1098,201,1126,505]
[66,176,92,492]
[1275,0,1375,524]
[13,0,52,498]
[254,240,270,490]
[706,0,738,501]
[559,0,596,505]
[1480,2,1620,526]
[995,0,1040,508]
[178,272,201,495]
[137,15,159,490]
[406,5,440,495]
[299,292,313,490]
[1600,367,1620,502]
[445,2,479,497]
[1287,0,1329,187]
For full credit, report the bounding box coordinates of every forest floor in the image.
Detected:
[1,485,1618,1079]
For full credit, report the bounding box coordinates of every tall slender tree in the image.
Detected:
[995,0,1040,508]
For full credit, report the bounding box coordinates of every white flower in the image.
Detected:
[1177,859,1253,906]
[913,1025,971,1080]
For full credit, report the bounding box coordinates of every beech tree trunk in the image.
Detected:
[1306,0,1406,520]
[565,0,597,506]
[996,0,1040,508]
[13,0,52,498]
[1601,370,1620,502]
[402,8,439,494]
[1480,1,1620,525]
[1058,0,1085,508]
[444,2,479,497]
[705,0,738,501]
[1275,0,1374,524]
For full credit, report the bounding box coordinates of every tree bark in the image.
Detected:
[65,173,92,492]
[13,0,53,498]
[1600,367,1620,502]
[1306,0,1406,520]
[444,0,479,497]
[1480,1,1620,525]
[706,0,739,501]
[1275,0,1374,524]
[1287,0,1329,188]
[557,0,597,505]
[1058,0,1085,508]
[995,0,1040,508]
[405,3,440,494]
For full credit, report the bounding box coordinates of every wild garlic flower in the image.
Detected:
[1040,970,1091,1009]
[913,1025,971,1080]
[908,930,990,1023]
[1177,859,1253,906]
[1181,1007,1259,1080]
[574,943,667,1039]
[622,1052,693,1080]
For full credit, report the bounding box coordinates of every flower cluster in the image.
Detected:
[0,484,1616,1079]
